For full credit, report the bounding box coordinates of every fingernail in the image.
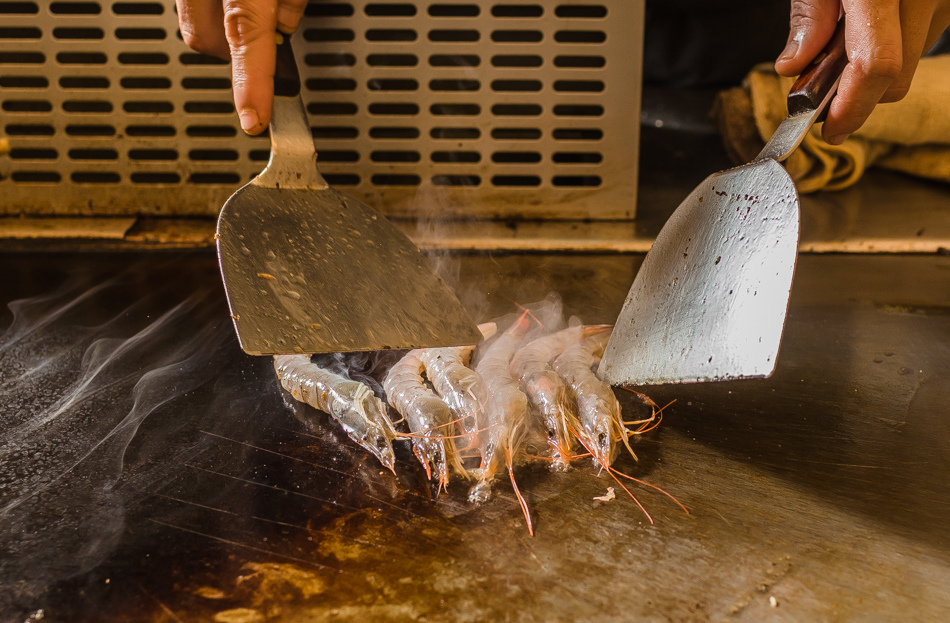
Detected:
[827,133,848,145]
[239,109,259,133]
[778,38,799,62]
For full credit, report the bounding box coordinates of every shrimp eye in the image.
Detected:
[547,428,556,437]
[598,433,608,445]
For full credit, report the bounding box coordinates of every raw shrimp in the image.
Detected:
[511,324,611,470]
[419,322,497,460]
[552,329,629,469]
[471,313,533,532]
[383,351,463,490]
[274,355,398,471]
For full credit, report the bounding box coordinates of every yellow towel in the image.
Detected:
[716,55,950,193]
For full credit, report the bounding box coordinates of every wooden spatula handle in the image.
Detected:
[787,18,848,117]
[274,32,301,98]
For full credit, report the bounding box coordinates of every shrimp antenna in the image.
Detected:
[610,470,689,515]
[502,296,546,330]
[569,423,654,524]
[505,446,534,536]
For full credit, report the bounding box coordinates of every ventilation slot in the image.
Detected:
[115,28,166,40]
[433,175,480,186]
[492,175,541,187]
[431,103,480,116]
[371,150,420,163]
[554,30,606,44]
[366,29,417,42]
[492,151,541,163]
[309,102,359,115]
[184,101,234,114]
[57,52,108,65]
[367,53,417,67]
[113,2,164,14]
[63,100,113,113]
[72,172,121,184]
[365,3,416,17]
[131,172,181,184]
[305,53,356,67]
[0,51,44,63]
[491,30,542,43]
[50,2,100,14]
[368,103,418,115]
[372,174,421,186]
[491,5,543,18]
[432,151,480,163]
[129,149,178,161]
[429,54,480,67]
[0,2,39,14]
[127,125,175,137]
[429,30,479,42]
[553,175,602,187]
[306,2,354,17]
[492,55,543,68]
[124,101,173,113]
[9,148,57,159]
[2,100,52,112]
[69,148,118,160]
[12,171,61,183]
[430,4,479,17]
[555,5,608,18]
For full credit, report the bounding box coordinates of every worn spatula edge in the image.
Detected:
[216,33,482,356]
[598,20,848,386]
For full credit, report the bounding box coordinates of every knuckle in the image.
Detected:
[881,82,910,102]
[180,26,208,53]
[789,0,827,30]
[223,2,271,46]
[854,47,903,81]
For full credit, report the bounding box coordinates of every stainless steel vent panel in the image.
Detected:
[0,0,643,219]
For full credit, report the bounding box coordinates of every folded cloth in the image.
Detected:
[715,55,950,193]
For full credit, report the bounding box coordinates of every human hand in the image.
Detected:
[176,0,307,135]
[775,0,950,144]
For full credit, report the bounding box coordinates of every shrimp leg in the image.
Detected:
[511,325,611,470]
[383,351,462,490]
[275,355,398,472]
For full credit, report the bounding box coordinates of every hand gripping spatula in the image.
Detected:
[599,22,847,386]
[217,35,482,355]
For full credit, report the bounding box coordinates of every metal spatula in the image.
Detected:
[217,35,482,355]
[599,21,848,386]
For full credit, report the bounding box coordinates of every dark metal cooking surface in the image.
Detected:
[2,251,949,622]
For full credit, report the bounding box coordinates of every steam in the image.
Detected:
[0,270,237,610]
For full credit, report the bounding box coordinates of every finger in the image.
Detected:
[276,0,307,34]
[822,0,903,143]
[880,0,934,103]
[176,0,229,59]
[775,0,841,77]
[923,7,950,53]
[223,0,278,134]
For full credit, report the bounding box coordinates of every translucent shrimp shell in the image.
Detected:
[275,355,397,471]
[383,350,462,487]
[511,325,611,469]
[470,315,531,502]
[552,330,626,469]
[419,323,496,459]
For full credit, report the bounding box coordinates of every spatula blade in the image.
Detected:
[598,159,800,385]
[218,184,482,355]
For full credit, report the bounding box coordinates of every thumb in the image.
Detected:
[775,0,841,77]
